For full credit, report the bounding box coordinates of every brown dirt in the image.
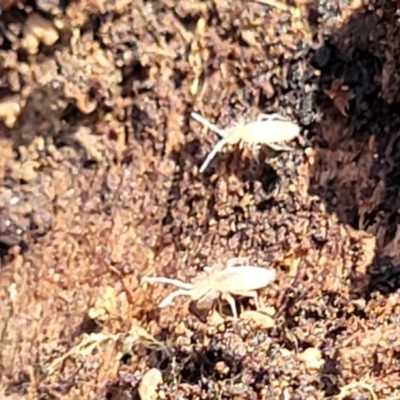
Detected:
[1,0,400,399]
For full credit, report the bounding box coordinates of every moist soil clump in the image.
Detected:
[1,0,400,399]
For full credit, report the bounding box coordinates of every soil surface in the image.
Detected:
[1,0,400,399]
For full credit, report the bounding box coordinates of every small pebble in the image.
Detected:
[138,368,163,400]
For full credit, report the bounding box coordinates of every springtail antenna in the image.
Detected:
[199,138,227,173]
[158,289,191,308]
[142,276,192,290]
[191,112,226,138]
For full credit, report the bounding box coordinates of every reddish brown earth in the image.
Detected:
[1,0,400,399]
